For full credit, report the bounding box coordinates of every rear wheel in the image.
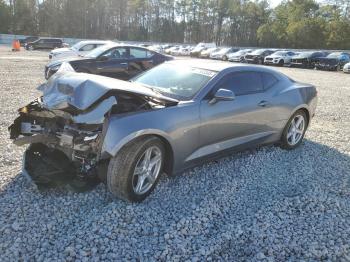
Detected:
[107,136,165,202]
[280,110,308,150]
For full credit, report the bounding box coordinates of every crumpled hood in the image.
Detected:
[38,64,178,111]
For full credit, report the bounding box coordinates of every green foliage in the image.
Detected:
[0,0,11,33]
[0,0,349,49]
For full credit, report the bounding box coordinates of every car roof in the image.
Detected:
[165,59,279,74]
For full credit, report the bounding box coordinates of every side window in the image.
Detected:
[103,47,128,59]
[130,48,154,59]
[80,44,95,51]
[218,72,264,96]
[261,73,278,90]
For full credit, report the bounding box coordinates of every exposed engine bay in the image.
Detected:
[9,70,177,190]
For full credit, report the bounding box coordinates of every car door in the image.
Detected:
[128,47,155,78]
[94,46,130,79]
[198,71,277,156]
[36,39,46,49]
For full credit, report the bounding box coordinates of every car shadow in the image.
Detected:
[1,139,350,259]
[1,139,350,200]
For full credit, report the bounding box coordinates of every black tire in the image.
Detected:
[278,59,284,66]
[280,110,308,150]
[107,136,165,202]
[222,55,228,61]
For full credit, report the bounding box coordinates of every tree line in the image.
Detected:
[0,0,349,49]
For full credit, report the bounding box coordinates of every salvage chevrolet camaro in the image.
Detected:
[9,60,317,202]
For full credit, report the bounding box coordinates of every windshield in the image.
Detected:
[132,64,216,100]
[85,44,115,58]
[297,52,314,57]
[71,42,85,51]
[273,51,288,56]
[327,52,341,58]
[232,50,250,56]
[217,48,230,54]
[250,49,266,55]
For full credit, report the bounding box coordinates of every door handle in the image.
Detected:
[258,100,270,107]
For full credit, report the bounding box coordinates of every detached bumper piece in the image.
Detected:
[23,143,100,192]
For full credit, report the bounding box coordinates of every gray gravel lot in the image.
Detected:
[0,46,350,261]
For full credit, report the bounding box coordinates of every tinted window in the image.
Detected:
[103,47,128,59]
[262,73,278,90]
[219,72,264,96]
[130,48,154,59]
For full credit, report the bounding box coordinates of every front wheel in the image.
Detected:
[280,110,308,150]
[107,136,165,202]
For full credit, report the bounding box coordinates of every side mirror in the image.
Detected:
[98,55,109,61]
[209,88,235,104]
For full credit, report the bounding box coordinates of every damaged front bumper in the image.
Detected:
[9,98,108,190]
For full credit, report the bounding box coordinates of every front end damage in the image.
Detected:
[9,98,109,190]
[9,70,177,190]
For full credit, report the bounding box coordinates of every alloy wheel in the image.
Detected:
[287,114,305,146]
[132,146,162,195]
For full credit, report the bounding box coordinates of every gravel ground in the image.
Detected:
[0,46,350,261]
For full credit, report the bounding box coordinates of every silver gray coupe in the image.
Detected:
[9,60,317,202]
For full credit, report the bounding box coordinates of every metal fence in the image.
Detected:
[0,34,90,46]
[1,33,349,53]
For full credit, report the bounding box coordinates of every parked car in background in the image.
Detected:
[264,51,296,66]
[343,62,350,73]
[190,42,216,57]
[227,49,253,62]
[10,60,317,202]
[244,49,275,64]
[165,46,179,55]
[148,45,164,53]
[315,52,350,71]
[171,46,191,56]
[49,40,113,60]
[199,47,220,58]
[210,47,240,60]
[45,43,173,80]
[19,36,39,47]
[290,51,328,68]
[25,38,66,50]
